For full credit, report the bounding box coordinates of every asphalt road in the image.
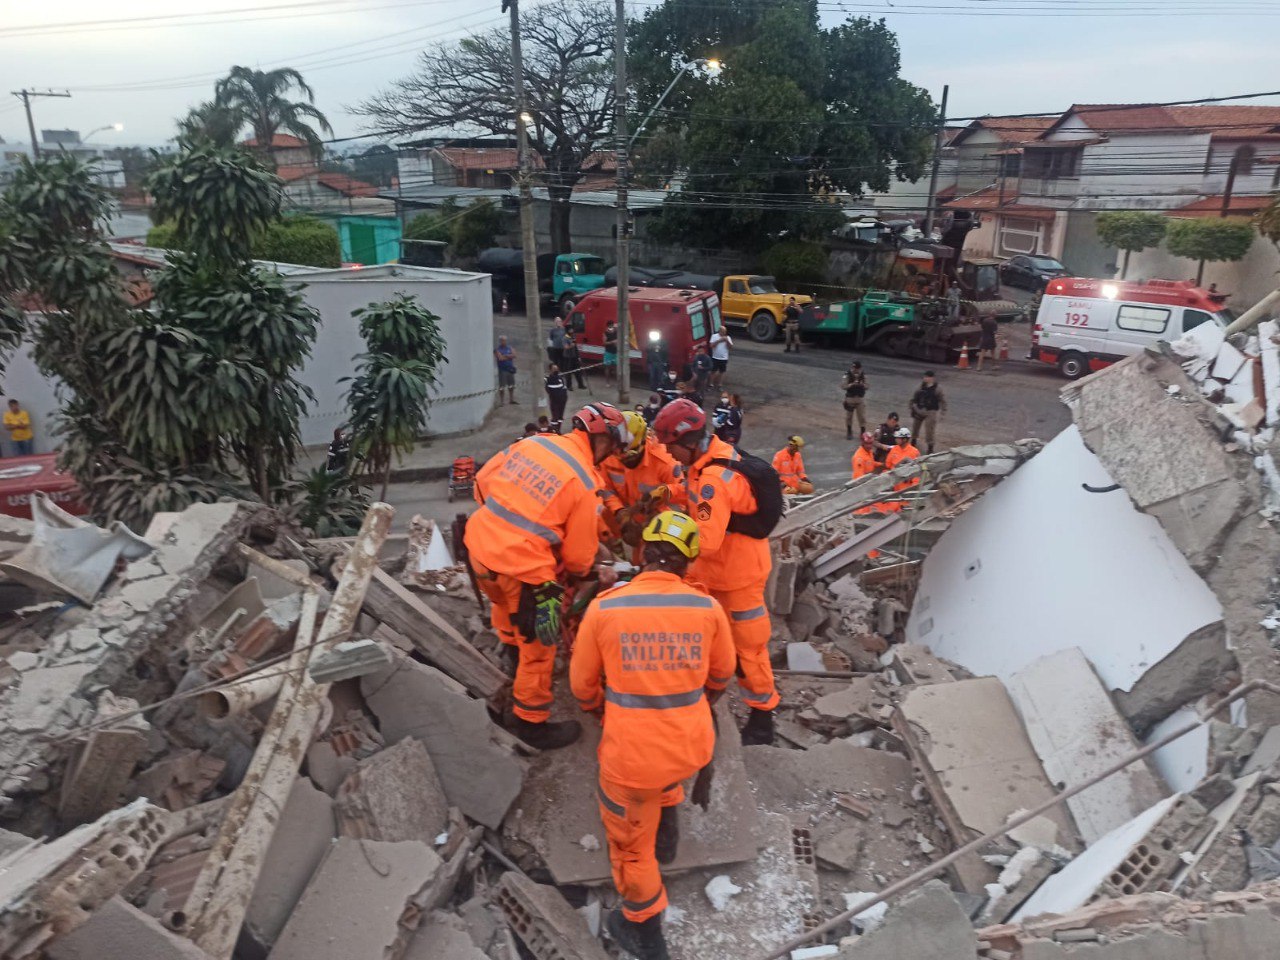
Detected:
[384,300,1071,530]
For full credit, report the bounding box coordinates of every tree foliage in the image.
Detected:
[177,100,242,149]
[761,239,829,293]
[1095,211,1168,278]
[357,0,614,253]
[343,295,448,499]
[402,198,507,262]
[1257,193,1280,250]
[148,216,342,268]
[214,66,334,158]
[631,0,937,251]
[1165,217,1256,283]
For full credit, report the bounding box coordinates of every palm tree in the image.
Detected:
[176,100,241,149]
[214,66,333,159]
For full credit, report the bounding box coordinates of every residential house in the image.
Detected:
[0,129,126,189]
[242,134,400,265]
[937,104,1280,305]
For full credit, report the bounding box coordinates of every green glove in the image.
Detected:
[532,581,564,647]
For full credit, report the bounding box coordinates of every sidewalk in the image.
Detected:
[300,379,623,483]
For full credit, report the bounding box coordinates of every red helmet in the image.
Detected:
[861,432,875,444]
[652,398,706,445]
[572,402,628,447]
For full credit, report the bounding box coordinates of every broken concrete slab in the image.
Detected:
[134,751,226,812]
[44,897,213,960]
[888,644,955,686]
[1113,621,1237,738]
[664,812,819,960]
[1244,725,1280,775]
[1008,648,1169,844]
[810,677,889,730]
[894,677,1081,893]
[361,652,525,830]
[307,638,392,683]
[836,881,976,958]
[496,872,611,960]
[304,740,356,796]
[241,778,335,955]
[336,737,449,844]
[787,642,826,672]
[268,838,442,960]
[0,800,171,960]
[58,692,150,825]
[7,663,95,734]
[507,700,760,884]
[403,910,489,960]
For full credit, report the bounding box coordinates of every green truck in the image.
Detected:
[800,290,982,363]
[478,248,609,316]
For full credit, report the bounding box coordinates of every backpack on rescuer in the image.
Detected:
[708,451,784,538]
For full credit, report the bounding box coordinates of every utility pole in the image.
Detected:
[613,0,631,406]
[10,89,71,159]
[505,0,544,420]
[922,84,949,239]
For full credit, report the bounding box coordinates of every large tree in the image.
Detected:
[214,66,334,158]
[629,0,937,251]
[357,0,615,253]
[1095,211,1167,279]
[1166,217,1255,285]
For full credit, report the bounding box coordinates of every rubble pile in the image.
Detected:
[8,336,1280,959]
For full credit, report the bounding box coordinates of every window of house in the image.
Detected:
[999,153,1022,178]
[1234,145,1256,176]
[1182,309,1214,333]
[999,217,1045,256]
[1116,304,1170,334]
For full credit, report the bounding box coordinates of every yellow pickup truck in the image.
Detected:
[718,275,814,342]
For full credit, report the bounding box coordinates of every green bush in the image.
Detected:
[147,216,341,267]
[404,209,452,245]
[255,217,341,267]
[761,239,829,292]
[1166,217,1255,283]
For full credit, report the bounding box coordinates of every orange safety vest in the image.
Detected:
[683,435,771,591]
[570,570,736,789]
[885,442,921,492]
[599,437,687,526]
[465,431,602,585]
[852,445,878,481]
[771,447,806,488]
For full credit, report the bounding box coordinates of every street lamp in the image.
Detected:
[630,58,723,150]
[83,122,124,142]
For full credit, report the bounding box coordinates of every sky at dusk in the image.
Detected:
[2,0,1278,148]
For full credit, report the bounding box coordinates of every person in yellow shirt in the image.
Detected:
[4,400,33,456]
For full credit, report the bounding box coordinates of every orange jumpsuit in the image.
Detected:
[465,431,602,723]
[852,445,880,516]
[771,447,810,493]
[599,437,687,549]
[883,442,921,512]
[571,571,735,923]
[682,436,779,712]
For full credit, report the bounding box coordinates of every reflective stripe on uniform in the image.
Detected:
[623,890,664,913]
[731,605,767,622]
[528,436,596,490]
[605,686,704,710]
[709,674,733,684]
[599,594,714,610]
[481,498,561,545]
[742,688,775,705]
[597,784,625,817]
[608,471,626,485]
[514,699,554,714]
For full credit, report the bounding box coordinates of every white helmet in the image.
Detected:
[894,427,912,439]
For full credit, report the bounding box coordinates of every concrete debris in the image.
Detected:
[307,638,393,683]
[404,909,490,960]
[336,737,449,844]
[58,691,151,826]
[836,881,976,958]
[496,872,611,960]
[304,740,357,796]
[705,874,744,911]
[895,677,1082,893]
[0,800,171,960]
[787,642,827,672]
[269,838,442,960]
[44,896,214,960]
[134,750,226,811]
[361,652,525,830]
[887,643,955,686]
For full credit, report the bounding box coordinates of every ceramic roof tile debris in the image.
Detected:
[8,322,1280,960]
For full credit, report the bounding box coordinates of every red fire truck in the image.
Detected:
[568,286,719,371]
[1030,277,1235,379]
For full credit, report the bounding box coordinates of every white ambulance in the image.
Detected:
[1030,277,1235,379]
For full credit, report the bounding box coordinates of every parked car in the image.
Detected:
[1000,255,1069,291]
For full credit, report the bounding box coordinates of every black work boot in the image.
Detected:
[606,909,670,960]
[740,708,775,746]
[655,805,679,864]
[509,717,582,750]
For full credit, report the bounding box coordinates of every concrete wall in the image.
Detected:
[1060,210,1119,279]
[0,264,494,454]
[1127,232,1280,311]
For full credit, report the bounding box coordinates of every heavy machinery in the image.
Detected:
[799,291,981,363]
[477,248,608,316]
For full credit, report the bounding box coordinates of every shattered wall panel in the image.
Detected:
[906,426,1222,694]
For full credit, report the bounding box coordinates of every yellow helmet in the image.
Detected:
[641,509,701,560]
[788,435,805,448]
[622,410,649,457]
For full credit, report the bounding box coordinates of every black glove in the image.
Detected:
[531,581,564,647]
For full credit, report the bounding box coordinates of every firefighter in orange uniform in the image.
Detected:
[571,510,735,960]
[599,412,687,559]
[882,426,921,512]
[771,435,813,494]
[851,432,879,481]
[465,402,628,750]
[652,398,780,746]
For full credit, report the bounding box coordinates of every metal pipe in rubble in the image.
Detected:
[196,664,286,720]
[757,679,1280,960]
[1220,287,1280,338]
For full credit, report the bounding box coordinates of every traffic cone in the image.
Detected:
[956,345,970,370]
[999,338,1009,362]
[501,296,509,315]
